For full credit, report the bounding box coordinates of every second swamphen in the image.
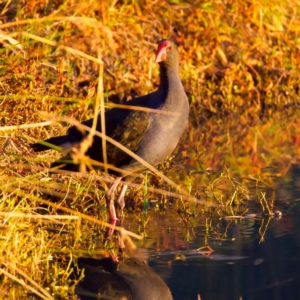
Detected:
[31,39,189,220]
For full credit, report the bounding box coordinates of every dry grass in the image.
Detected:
[0,0,300,298]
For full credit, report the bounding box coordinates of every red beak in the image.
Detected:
[155,40,169,63]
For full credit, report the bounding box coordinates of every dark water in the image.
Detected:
[130,164,300,300]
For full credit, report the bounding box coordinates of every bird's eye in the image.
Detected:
[167,46,172,50]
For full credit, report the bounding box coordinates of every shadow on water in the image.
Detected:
[137,164,300,300]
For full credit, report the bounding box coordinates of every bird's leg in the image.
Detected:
[106,176,122,222]
[106,178,127,249]
[115,184,128,220]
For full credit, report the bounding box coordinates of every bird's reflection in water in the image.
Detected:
[75,256,173,300]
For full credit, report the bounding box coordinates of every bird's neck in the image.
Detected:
[158,64,181,95]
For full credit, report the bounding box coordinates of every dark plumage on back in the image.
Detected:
[32,98,152,175]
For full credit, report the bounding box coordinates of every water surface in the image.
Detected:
[126,164,300,300]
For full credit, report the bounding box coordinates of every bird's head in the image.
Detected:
[155,39,179,67]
